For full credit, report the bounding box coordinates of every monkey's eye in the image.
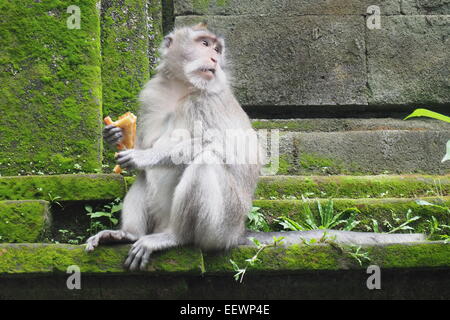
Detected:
[214,47,221,54]
[202,40,209,47]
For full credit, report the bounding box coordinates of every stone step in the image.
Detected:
[0,174,126,201]
[0,200,50,242]
[256,175,450,199]
[254,197,450,235]
[2,196,447,244]
[274,130,450,175]
[252,118,450,132]
[1,191,448,244]
[2,174,450,202]
[0,242,448,299]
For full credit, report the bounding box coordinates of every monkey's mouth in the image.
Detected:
[198,67,216,76]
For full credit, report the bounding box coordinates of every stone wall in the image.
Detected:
[174,0,450,108]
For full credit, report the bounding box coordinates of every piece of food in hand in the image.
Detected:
[104,112,137,174]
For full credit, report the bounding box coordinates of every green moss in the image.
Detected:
[296,153,348,176]
[203,242,450,272]
[0,174,126,201]
[0,0,103,176]
[0,244,203,274]
[101,0,150,118]
[100,0,163,170]
[216,0,229,7]
[256,175,450,199]
[0,201,50,242]
[367,243,450,268]
[124,176,136,191]
[276,155,293,175]
[192,0,211,13]
[252,120,314,131]
[253,197,450,235]
[204,244,345,273]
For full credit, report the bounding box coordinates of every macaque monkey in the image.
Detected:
[87,24,425,270]
[86,23,261,270]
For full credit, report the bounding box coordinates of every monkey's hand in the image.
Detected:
[85,230,138,252]
[115,149,158,170]
[103,124,123,146]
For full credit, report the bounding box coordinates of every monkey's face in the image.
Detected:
[161,26,228,92]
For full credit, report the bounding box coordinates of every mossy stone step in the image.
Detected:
[256,175,450,199]
[254,197,450,235]
[0,174,126,201]
[3,174,449,202]
[40,197,448,243]
[0,242,447,274]
[0,242,448,299]
[0,200,50,242]
[0,244,202,274]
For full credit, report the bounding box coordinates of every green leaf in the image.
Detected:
[404,108,450,123]
[442,140,450,163]
[89,211,111,219]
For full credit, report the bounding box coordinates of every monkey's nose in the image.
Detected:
[211,57,217,63]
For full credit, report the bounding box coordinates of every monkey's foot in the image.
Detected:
[85,230,138,252]
[124,238,153,271]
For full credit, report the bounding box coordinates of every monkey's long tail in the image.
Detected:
[242,230,426,246]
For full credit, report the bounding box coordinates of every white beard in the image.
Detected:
[183,60,228,94]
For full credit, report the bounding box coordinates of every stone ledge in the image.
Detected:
[0,244,203,274]
[277,130,450,175]
[2,174,450,202]
[0,242,447,275]
[2,173,450,201]
[254,197,450,234]
[0,174,126,201]
[205,241,450,272]
[256,175,450,199]
[252,118,450,132]
[0,242,448,299]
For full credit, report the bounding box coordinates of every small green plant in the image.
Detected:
[47,192,63,208]
[370,209,420,234]
[381,209,421,234]
[346,245,371,266]
[58,229,85,245]
[300,234,371,267]
[405,108,450,163]
[85,198,122,235]
[300,231,336,246]
[426,215,450,240]
[230,236,284,283]
[246,207,270,232]
[277,197,360,231]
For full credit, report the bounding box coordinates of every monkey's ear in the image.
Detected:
[192,22,208,30]
[163,36,173,48]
